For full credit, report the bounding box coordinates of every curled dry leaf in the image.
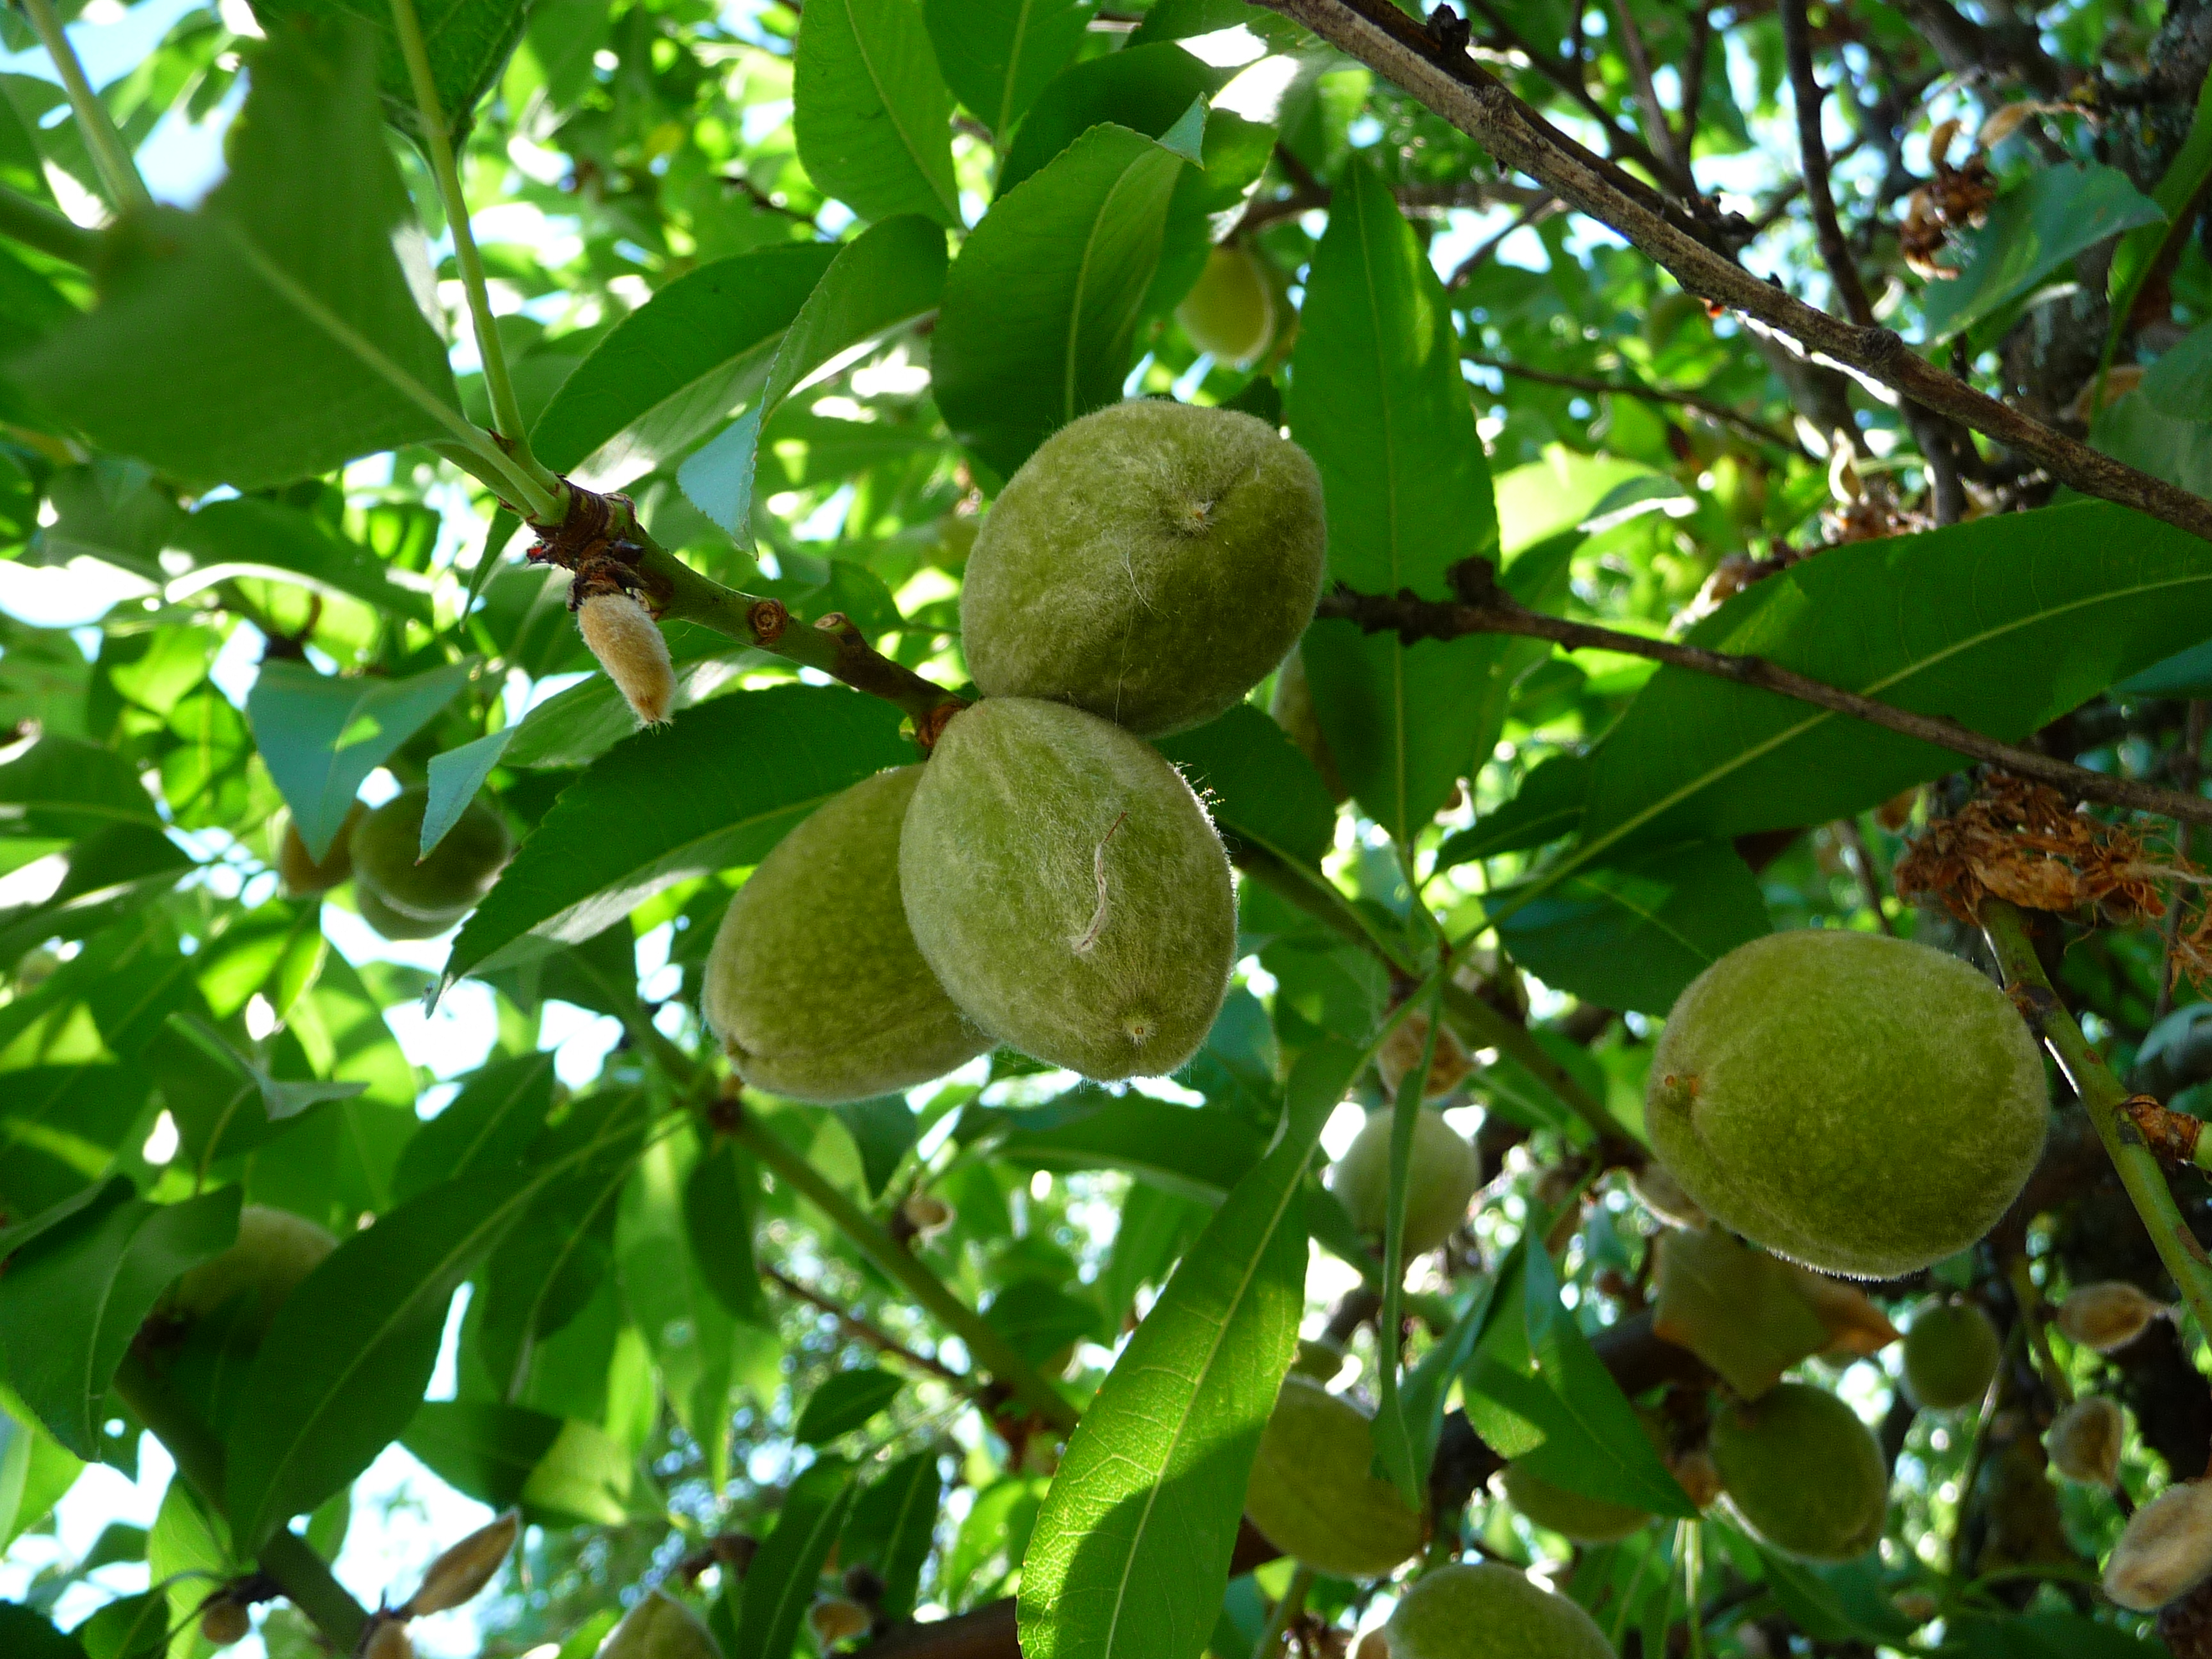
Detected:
[578,591,677,726]
[2056,1281,2167,1352]
[1375,1009,1474,1103]
[403,1509,519,1617]
[1784,1265,1902,1359]
[2106,1480,2212,1610]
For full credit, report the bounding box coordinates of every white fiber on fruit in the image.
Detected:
[578,591,676,726]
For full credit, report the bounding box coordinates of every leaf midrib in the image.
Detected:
[847,0,958,224]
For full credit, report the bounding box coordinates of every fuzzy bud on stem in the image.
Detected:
[199,1601,250,1647]
[2106,1480,2212,1610]
[364,1621,417,1659]
[402,1509,518,1615]
[579,591,676,726]
[2047,1395,2126,1487]
[2056,1281,2165,1352]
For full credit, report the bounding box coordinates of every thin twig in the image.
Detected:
[0,181,99,265]
[1463,354,1806,453]
[1247,0,2212,546]
[2156,700,2210,1023]
[1313,570,2212,828]
[1779,0,1874,329]
[1834,815,1896,934]
[1981,899,2212,1344]
[1445,196,1561,288]
[762,1264,972,1387]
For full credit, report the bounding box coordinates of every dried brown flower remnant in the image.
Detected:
[401,1510,518,1616]
[1683,543,1813,625]
[1899,119,1996,282]
[1894,773,2197,938]
[2056,1280,2167,1352]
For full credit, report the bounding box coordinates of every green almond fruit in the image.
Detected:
[169,1205,337,1343]
[1382,1562,1613,1659]
[353,787,511,922]
[703,766,990,1103]
[1646,931,2047,1278]
[1328,1107,1480,1256]
[597,1589,720,1659]
[899,698,1235,1080]
[356,883,465,942]
[1268,646,1347,803]
[1244,1376,1427,1578]
[1177,244,1276,365]
[276,801,364,896]
[1500,1462,1649,1544]
[1710,1382,1887,1562]
[959,400,1327,737]
[1902,1299,2002,1411]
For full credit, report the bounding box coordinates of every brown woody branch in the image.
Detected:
[1463,354,1807,453]
[1313,565,2212,829]
[763,1265,972,1386]
[1248,0,2212,546]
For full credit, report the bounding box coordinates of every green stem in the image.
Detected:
[1980,899,2212,1343]
[1255,1563,1312,1656]
[112,1352,368,1650]
[0,180,99,264]
[18,0,154,218]
[728,1110,1082,1436]
[385,0,549,490]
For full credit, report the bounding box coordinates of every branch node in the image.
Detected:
[749,598,790,646]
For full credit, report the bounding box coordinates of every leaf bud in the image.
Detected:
[364,1621,416,1659]
[199,1600,250,1647]
[578,591,675,726]
[402,1509,518,1615]
[807,1597,871,1649]
[2056,1281,2165,1352]
[2046,1395,2126,1487]
[2106,1480,2212,1610]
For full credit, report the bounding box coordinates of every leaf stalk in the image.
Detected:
[1979,898,2212,1343]
[0,180,99,265]
[18,0,154,220]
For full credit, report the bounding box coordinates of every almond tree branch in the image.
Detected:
[1979,900,2212,1343]
[1313,568,2212,829]
[1778,0,1874,330]
[1250,0,2212,545]
[762,1263,974,1388]
[19,0,154,219]
[0,180,99,265]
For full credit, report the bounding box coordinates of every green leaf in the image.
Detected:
[682,1136,765,1324]
[1436,753,1591,870]
[1918,164,2162,342]
[933,104,1204,479]
[2106,70,2212,369]
[1952,1610,2154,1659]
[618,1130,740,1493]
[442,684,910,990]
[225,1169,530,1546]
[250,0,525,141]
[982,1088,1267,1202]
[403,1400,632,1525]
[73,1591,166,1659]
[997,42,1224,196]
[794,0,961,228]
[1286,161,1503,844]
[843,1449,943,1620]
[497,650,749,772]
[529,243,839,487]
[0,736,161,837]
[922,0,1093,138]
[165,499,435,625]
[0,1187,239,1457]
[678,216,948,534]
[1016,1043,1356,1659]
[246,659,474,862]
[0,1603,84,1659]
[12,24,461,490]
[1493,840,1770,1016]
[730,1457,858,1659]
[793,1366,903,1445]
[827,1097,917,1201]
[1563,501,2212,874]
[393,1052,557,1203]
[1156,703,1336,869]
[422,730,513,857]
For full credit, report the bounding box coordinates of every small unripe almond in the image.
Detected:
[2105,1480,2212,1610]
[597,1589,719,1659]
[901,1192,954,1238]
[277,801,364,895]
[403,1510,517,1615]
[1328,1108,1480,1257]
[2047,1395,2126,1487]
[1901,1299,2002,1412]
[2056,1281,2165,1352]
[578,591,677,726]
[199,1601,250,1646]
[808,1597,871,1649]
